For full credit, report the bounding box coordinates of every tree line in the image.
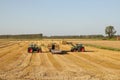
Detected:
[0,34,105,39]
[0,34,43,39]
[0,25,119,40]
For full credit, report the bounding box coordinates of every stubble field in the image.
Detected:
[0,39,120,80]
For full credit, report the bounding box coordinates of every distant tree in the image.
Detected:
[105,26,116,38]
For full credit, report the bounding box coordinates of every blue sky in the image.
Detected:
[0,0,120,36]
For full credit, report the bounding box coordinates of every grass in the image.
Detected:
[84,44,120,51]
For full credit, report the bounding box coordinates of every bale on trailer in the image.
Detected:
[48,43,60,51]
[62,40,67,45]
[48,43,66,54]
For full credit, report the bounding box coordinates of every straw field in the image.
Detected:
[0,40,120,80]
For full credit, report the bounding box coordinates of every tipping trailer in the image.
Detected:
[48,43,66,54]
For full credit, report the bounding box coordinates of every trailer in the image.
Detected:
[48,43,66,54]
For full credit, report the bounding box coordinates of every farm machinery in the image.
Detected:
[27,41,85,54]
[28,43,42,53]
[67,42,85,52]
[48,43,66,54]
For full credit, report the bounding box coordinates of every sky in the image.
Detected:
[0,0,120,36]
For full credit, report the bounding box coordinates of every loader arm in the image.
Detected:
[67,42,75,47]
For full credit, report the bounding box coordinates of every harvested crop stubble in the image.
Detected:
[0,40,120,80]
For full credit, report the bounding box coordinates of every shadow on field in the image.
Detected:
[66,50,95,53]
[28,50,95,54]
[84,50,95,52]
[52,51,69,55]
[41,51,69,55]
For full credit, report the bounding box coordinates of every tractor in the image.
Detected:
[66,42,85,52]
[28,43,42,53]
[71,44,85,52]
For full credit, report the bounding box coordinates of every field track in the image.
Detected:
[0,40,120,80]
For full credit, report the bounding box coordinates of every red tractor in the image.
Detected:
[28,44,42,53]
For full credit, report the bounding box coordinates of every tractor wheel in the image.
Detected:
[28,48,33,53]
[81,47,85,52]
